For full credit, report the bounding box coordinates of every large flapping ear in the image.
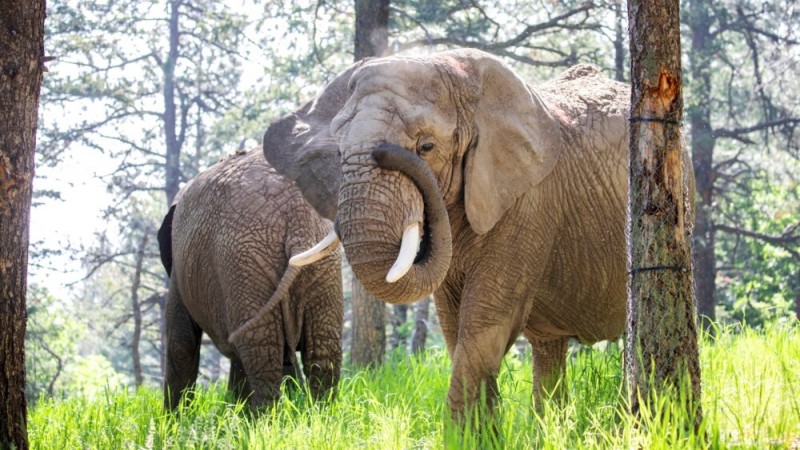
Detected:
[263,61,366,220]
[460,52,563,234]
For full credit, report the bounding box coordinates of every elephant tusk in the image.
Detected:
[289,230,340,267]
[386,223,421,283]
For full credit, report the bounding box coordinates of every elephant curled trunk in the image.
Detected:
[340,143,453,304]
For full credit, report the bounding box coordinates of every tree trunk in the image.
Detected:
[389,304,408,351]
[411,296,431,354]
[354,0,390,60]
[687,0,717,331]
[349,277,385,367]
[130,231,149,387]
[163,0,182,206]
[159,0,182,385]
[349,0,391,367]
[626,0,702,424]
[0,2,46,448]
[158,293,167,382]
[613,0,625,82]
[795,294,799,322]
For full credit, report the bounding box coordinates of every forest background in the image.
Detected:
[25,0,799,400]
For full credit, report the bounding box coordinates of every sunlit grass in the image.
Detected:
[29,322,800,449]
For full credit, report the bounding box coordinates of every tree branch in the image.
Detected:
[715,223,800,259]
[713,119,800,142]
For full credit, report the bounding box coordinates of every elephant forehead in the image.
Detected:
[354,58,446,104]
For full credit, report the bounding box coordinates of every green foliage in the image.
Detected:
[28,325,800,449]
[716,161,800,326]
[25,285,84,401]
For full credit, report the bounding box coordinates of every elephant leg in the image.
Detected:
[228,357,252,403]
[233,312,284,410]
[297,268,344,400]
[434,278,463,359]
[447,293,528,420]
[526,334,569,410]
[164,288,202,411]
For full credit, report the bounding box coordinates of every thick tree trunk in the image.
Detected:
[349,0,391,367]
[687,0,717,331]
[626,0,702,423]
[354,0,389,60]
[0,2,46,448]
[130,232,149,386]
[411,296,431,354]
[350,278,385,367]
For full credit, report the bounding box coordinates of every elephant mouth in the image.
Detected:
[415,215,431,264]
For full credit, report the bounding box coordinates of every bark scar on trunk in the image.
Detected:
[648,69,680,110]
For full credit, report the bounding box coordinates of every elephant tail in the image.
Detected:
[157,205,176,276]
[227,264,302,344]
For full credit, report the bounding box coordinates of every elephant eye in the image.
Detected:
[418,142,435,153]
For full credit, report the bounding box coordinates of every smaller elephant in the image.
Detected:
[157,149,343,410]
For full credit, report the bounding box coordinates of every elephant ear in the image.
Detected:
[263,61,365,220]
[462,53,563,234]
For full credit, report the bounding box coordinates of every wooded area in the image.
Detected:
[1,0,798,447]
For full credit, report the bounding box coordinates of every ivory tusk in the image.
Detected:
[289,230,341,267]
[386,223,421,283]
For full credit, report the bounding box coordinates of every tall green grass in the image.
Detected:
[29,323,800,449]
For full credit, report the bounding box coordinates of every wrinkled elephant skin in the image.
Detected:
[263,49,659,415]
[158,150,343,411]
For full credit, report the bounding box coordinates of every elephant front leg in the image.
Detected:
[526,335,569,410]
[164,289,203,411]
[447,298,527,421]
[434,278,463,359]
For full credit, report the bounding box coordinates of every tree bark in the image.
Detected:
[687,0,717,331]
[0,2,46,448]
[626,0,702,423]
[350,278,385,367]
[411,296,431,354]
[354,0,390,60]
[158,293,167,382]
[349,0,390,367]
[163,0,182,206]
[130,232,149,387]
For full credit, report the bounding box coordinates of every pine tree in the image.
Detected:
[0,2,47,448]
[626,0,702,422]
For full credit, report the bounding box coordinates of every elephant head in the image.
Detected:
[264,49,563,304]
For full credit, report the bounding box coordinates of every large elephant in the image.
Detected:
[263,49,631,415]
[157,149,343,410]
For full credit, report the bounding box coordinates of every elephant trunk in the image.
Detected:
[336,143,452,304]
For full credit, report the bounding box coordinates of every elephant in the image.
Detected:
[260,48,638,416]
[157,149,343,411]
